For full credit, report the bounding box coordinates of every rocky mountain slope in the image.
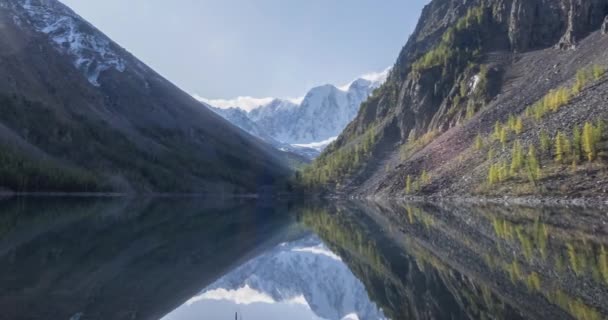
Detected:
[303,0,608,199]
[0,0,292,193]
[204,72,388,158]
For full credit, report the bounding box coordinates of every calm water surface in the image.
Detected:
[1,197,607,320]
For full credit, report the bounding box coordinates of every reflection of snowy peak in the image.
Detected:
[9,0,127,86]
[199,235,386,320]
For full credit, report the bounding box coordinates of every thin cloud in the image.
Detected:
[194,95,275,112]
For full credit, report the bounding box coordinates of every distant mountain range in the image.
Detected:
[199,70,389,158]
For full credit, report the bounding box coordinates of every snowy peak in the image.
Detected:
[9,0,126,86]
[248,98,299,122]
[198,68,390,154]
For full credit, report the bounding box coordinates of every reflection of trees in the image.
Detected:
[299,203,522,320]
[300,200,608,320]
[485,209,607,320]
[411,202,607,320]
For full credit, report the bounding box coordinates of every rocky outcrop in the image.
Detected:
[558,0,608,49]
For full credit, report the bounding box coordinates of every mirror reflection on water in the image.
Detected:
[0,197,606,320]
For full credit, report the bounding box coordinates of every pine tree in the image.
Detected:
[510,140,524,175]
[514,117,524,135]
[572,126,582,162]
[583,122,596,161]
[475,134,483,150]
[494,121,502,141]
[500,127,508,148]
[526,145,541,183]
[593,64,605,80]
[540,130,551,155]
[413,180,421,192]
[421,170,431,185]
[508,114,516,130]
[498,161,509,182]
[466,101,475,119]
[487,148,495,161]
[555,132,565,164]
[488,164,499,185]
[573,69,587,94]
[594,119,605,145]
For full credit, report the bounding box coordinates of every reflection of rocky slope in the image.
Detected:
[189,234,386,320]
[301,201,608,320]
[0,198,301,320]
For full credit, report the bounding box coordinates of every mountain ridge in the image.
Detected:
[0,0,292,193]
[302,0,608,198]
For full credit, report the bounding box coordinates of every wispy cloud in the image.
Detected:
[338,66,391,91]
[193,95,275,112]
[360,66,392,82]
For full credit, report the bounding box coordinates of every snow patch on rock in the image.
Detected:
[16,0,126,86]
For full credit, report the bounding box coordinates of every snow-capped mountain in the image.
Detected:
[200,69,389,157]
[207,105,319,159]
[163,235,386,320]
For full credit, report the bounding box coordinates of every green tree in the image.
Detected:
[540,130,551,155]
[406,175,413,194]
[526,145,541,184]
[494,122,502,141]
[487,147,495,161]
[593,64,605,80]
[514,117,524,135]
[500,127,508,148]
[475,134,484,150]
[421,170,431,185]
[572,126,582,162]
[510,140,524,175]
[583,122,597,161]
[498,161,509,182]
[555,132,566,164]
[488,164,499,185]
[466,101,476,119]
[508,114,516,130]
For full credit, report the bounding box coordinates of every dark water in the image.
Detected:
[0,197,607,320]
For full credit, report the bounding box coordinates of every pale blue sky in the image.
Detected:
[62,0,426,101]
